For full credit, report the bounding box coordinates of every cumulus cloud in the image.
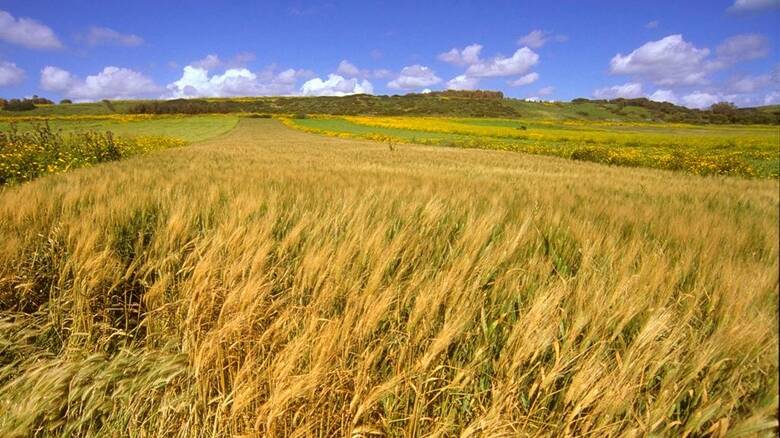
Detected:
[729,74,773,93]
[648,89,679,104]
[335,60,392,79]
[596,87,722,109]
[465,47,539,78]
[508,72,539,86]
[440,44,540,92]
[387,65,441,90]
[86,27,143,47]
[518,30,567,48]
[716,34,770,64]
[336,60,360,77]
[192,55,222,70]
[188,53,257,71]
[0,10,62,49]
[446,74,480,90]
[607,34,777,107]
[168,65,309,98]
[41,66,162,100]
[610,35,711,86]
[0,61,24,86]
[728,0,780,13]
[680,91,719,109]
[300,74,373,96]
[593,82,644,99]
[654,84,776,108]
[40,66,76,91]
[438,44,483,65]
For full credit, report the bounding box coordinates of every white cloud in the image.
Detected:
[728,0,780,13]
[681,91,720,109]
[645,20,659,29]
[716,34,770,64]
[335,60,393,79]
[300,74,373,96]
[651,89,731,109]
[438,44,483,65]
[387,65,441,89]
[508,72,539,86]
[518,30,547,49]
[764,91,780,105]
[40,66,76,91]
[188,53,256,71]
[446,74,479,90]
[518,30,566,49]
[41,66,162,100]
[0,10,62,49]
[169,67,254,97]
[168,65,309,98]
[191,54,223,71]
[648,89,679,104]
[610,35,710,86]
[85,27,143,47]
[730,74,773,93]
[537,86,555,96]
[593,82,644,99]
[336,60,360,77]
[607,34,777,107]
[465,47,539,78]
[440,44,541,92]
[0,61,24,86]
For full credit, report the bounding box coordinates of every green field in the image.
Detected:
[0,115,239,143]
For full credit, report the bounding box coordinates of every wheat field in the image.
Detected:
[0,119,777,436]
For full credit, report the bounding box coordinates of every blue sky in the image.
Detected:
[0,0,778,107]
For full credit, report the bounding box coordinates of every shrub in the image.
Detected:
[59,99,73,105]
[3,99,36,111]
[128,95,520,118]
[28,95,54,105]
[569,97,778,125]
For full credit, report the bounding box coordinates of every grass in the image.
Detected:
[0,118,776,436]
[0,124,188,185]
[0,100,143,117]
[285,116,780,177]
[0,114,240,143]
[0,115,238,185]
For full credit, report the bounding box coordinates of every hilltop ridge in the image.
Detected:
[1,90,778,124]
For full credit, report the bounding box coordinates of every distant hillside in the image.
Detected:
[559,98,780,125]
[1,91,778,124]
